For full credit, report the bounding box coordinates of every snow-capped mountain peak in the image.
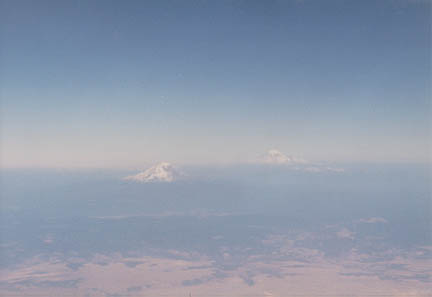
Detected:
[261,149,307,165]
[265,149,291,164]
[124,162,184,183]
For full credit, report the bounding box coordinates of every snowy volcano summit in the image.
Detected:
[124,162,184,183]
[261,149,307,165]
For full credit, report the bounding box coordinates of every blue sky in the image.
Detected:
[1,0,430,167]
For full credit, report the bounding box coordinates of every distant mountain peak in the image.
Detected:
[261,149,307,165]
[124,162,184,183]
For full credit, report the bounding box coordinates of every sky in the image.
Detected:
[1,0,431,168]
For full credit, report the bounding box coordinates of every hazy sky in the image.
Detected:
[1,0,430,167]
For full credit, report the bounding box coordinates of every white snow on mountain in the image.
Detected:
[257,149,344,173]
[260,149,307,165]
[358,217,388,224]
[124,162,184,183]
